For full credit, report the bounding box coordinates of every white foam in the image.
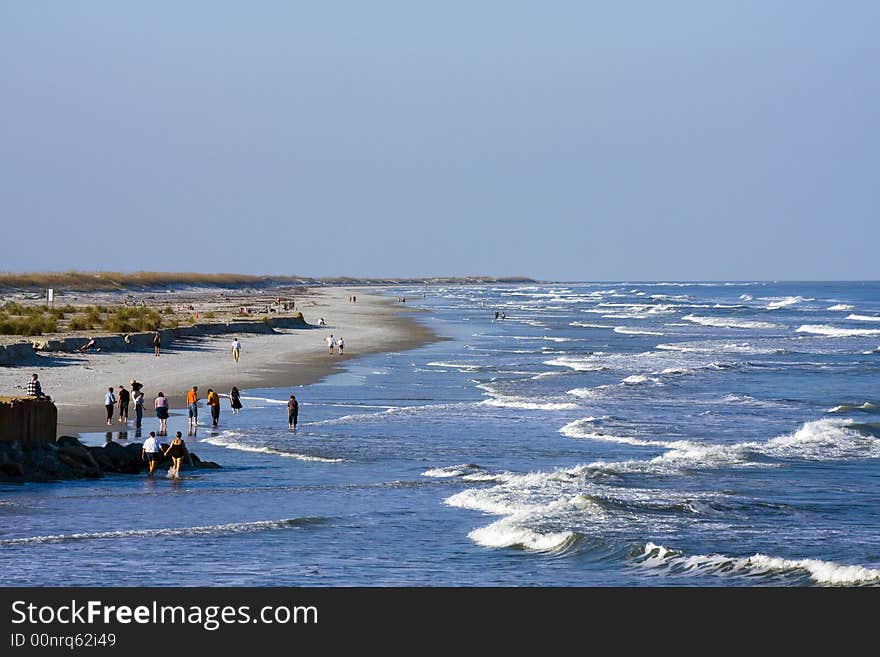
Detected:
[796,324,880,338]
[468,519,577,552]
[621,374,661,386]
[613,327,665,336]
[683,314,781,330]
[0,518,320,545]
[202,435,345,463]
[569,321,615,329]
[634,542,880,585]
[427,361,485,371]
[764,296,810,310]
[480,396,578,411]
[560,419,669,447]
[846,314,880,322]
[422,464,482,478]
[828,304,854,311]
[544,356,609,372]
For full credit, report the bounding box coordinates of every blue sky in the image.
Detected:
[1,2,877,280]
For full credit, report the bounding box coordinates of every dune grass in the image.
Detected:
[0,302,162,336]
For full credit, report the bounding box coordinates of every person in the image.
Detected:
[337,337,344,355]
[26,373,45,398]
[133,387,145,428]
[186,386,199,427]
[287,395,299,429]
[207,388,221,427]
[494,311,500,320]
[130,379,142,393]
[353,295,356,303]
[117,385,130,424]
[153,331,161,357]
[231,337,241,363]
[318,318,326,326]
[501,312,506,319]
[77,337,97,353]
[163,432,188,478]
[142,431,162,476]
[326,334,335,354]
[230,386,242,414]
[104,387,116,426]
[154,391,169,433]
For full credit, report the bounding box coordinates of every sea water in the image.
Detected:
[2,282,879,586]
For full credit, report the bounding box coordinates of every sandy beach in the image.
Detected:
[0,287,438,437]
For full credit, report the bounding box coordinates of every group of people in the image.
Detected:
[100,381,243,431]
[324,334,345,355]
[104,379,145,427]
[347,295,357,303]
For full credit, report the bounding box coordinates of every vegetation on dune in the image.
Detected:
[0,302,161,336]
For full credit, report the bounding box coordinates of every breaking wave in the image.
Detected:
[683,315,782,330]
[796,325,880,338]
[633,542,880,585]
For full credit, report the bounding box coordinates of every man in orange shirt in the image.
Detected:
[186,386,199,427]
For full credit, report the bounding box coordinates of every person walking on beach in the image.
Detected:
[231,338,241,363]
[104,387,116,426]
[186,386,199,427]
[337,337,344,355]
[230,386,242,414]
[154,391,169,433]
[288,395,299,429]
[207,388,221,427]
[117,385,130,424]
[133,386,145,428]
[326,334,336,354]
[153,331,161,357]
[142,431,162,476]
[163,432,188,478]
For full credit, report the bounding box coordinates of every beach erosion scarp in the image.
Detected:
[0,287,440,437]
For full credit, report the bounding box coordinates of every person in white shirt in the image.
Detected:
[231,338,242,363]
[326,335,336,354]
[337,337,344,355]
[142,431,161,476]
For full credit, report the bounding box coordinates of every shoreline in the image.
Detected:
[0,288,440,438]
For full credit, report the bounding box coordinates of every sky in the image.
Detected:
[1,2,878,281]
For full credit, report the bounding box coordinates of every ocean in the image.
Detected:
[2,282,880,586]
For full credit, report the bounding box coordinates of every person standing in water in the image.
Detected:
[287,395,299,429]
[117,385,130,424]
[231,338,241,363]
[153,331,161,357]
[337,337,344,355]
[104,387,116,426]
[133,386,145,428]
[142,431,162,476]
[154,391,169,433]
[207,388,221,427]
[230,386,242,414]
[186,386,199,427]
[163,432,188,477]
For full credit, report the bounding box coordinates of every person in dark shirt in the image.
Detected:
[287,395,299,429]
[117,385,131,423]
